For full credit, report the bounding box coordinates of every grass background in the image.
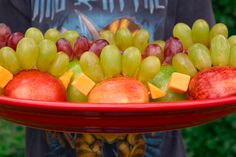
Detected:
[1,1,236,156]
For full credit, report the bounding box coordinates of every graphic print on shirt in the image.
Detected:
[32,0,167,157]
[32,0,168,40]
[46,132,164,157]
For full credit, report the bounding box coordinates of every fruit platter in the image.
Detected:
[0,20,235,133]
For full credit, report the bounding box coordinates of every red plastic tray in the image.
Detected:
[0,96,236,133]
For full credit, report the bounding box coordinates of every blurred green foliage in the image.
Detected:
[212,0,236,36]
[0,1,236,157]
[183,114,236,157]
[0,120,24,157]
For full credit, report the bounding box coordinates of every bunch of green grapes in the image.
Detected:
[101,28,165,61]
[0,27,73,77]
[170,19,236,76]
[79,45,161,83]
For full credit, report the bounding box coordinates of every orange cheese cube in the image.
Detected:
[72,73,95,96]
[0,66,13,89]
[168,72,191,93]
[148,82,166,99]
[59,70,73,89]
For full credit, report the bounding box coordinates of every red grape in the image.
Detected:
[143,44,164,62]
[0,23,12,48]
[73,36,90,58]
[7,32,24,50]
[163,37,183,65]
[89,39,109,57]
[56,38,74,60]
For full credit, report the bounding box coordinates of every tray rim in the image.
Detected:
[1,96,236,133]
[0,96,236,112]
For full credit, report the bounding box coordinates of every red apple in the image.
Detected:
[0,23,12,48]
[4,70,66,101]
[188,66,236,100]
[88,77,149,103]
[7,32,24,50]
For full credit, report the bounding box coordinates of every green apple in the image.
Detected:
[66,59,87,102]
[150,65,186,102]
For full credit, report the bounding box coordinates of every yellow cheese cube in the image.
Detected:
[72,73,95,96]
[148,82,166,99]
[59,70,73,89]
[0,66,13,89]
[168,72,191,93]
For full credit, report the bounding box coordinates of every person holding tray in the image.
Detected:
[0,0,215,157]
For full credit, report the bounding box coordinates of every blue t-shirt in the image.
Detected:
[31,0,168,41]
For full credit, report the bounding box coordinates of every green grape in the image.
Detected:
[100,45,121,79]
[173,23,193,49]
[228,35,236,47]
[210,34,230,66]
[192,19,209,46]
[229,44,236,67]
[25,27,44,44]
[133,29,149,53]
[122,47,141,77]
[172,53,197,77]
[188,43,212,71]
[114,28,132,51]
[100,30,115,44]
[49,52,69,77]
[80,51,104,82]
[67,59,87,102]
[37,39,57,72]
[210,23,228,40]
[61,30,79,46]
[0,47,21,74]
[44,28,60,43]
[137,56,161,83]
[16,37,39,70]
[152,40,165,52]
